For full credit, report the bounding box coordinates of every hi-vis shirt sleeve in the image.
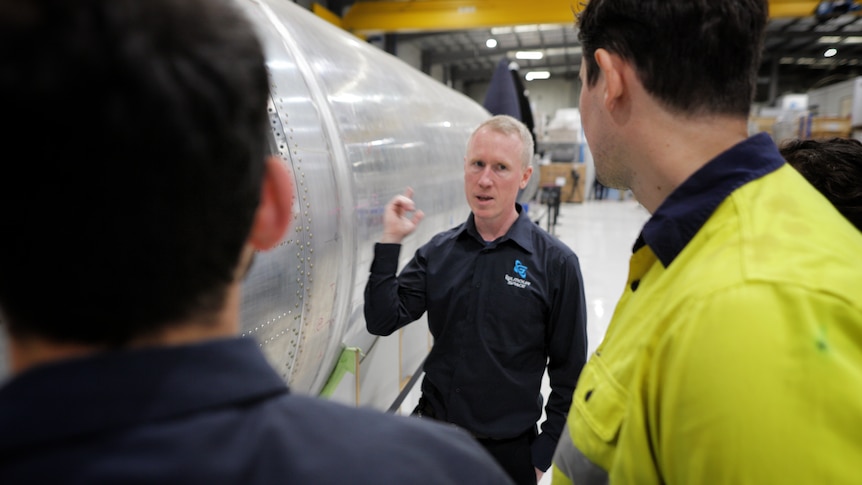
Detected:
[632,283,862,485]
[605,283,862,485]
[553,283,862,484]
[551,349,622,485]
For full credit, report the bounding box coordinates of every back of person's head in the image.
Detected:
[471,114,535,170]
[577,0,768,117]
[0,0,271,345]
[779,137,862,232]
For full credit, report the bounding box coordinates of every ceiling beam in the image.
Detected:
[312,3,344,28]
[336,0,827,35]
[769,1,826,18]
[341,0,579,35]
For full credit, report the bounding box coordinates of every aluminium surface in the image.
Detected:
[0,0,491,410]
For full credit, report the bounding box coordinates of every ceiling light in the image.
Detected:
[525,71,551,81]
[824,48,838,57]
[514,25,540,33]
[486,38,497,48]
[545,46,583,57]
[538,23,569,31]
[818,35,842,43]
[515,51,544,60]
[843,36,862,44]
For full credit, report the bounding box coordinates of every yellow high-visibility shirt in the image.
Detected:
[553,154,862,484]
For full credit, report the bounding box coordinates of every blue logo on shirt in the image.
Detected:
[514,260,528,278]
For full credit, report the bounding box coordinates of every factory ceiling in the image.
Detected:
[308,0,862,104]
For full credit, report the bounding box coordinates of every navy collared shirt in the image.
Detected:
[636,133,786,266]
[0,337,514,484]
[365,205,588,471]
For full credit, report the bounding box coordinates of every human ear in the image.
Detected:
[594,48,625,109]
[249,155,294,250]
[520,165,533,189]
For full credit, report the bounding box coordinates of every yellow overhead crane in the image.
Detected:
[312,0,855,36]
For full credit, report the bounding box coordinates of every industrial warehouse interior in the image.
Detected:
[300,0,862,182]
[306,0,862,97]
[295,3,862,484]
[2,1,861,484]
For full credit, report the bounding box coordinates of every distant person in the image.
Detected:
[365,114,588,484]
[0,0,514,483]
[591,179,609,200]
[551,0,862,484]
[779,137,862,231]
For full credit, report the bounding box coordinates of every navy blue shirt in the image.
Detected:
[364,205,588,471]
[0,337,514,484]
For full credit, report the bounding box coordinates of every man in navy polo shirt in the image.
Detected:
[365,114,588,484]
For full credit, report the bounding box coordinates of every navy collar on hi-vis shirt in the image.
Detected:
[453,203,536,254]
[633,132,785,267]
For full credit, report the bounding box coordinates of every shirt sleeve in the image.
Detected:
[533,251,588,471]
[613,283,862,484]
[363,242,428,336]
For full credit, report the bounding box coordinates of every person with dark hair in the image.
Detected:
[365,114,588,484]
[0,1,515,483]
[780,137,862,231]
[552,1,862,484]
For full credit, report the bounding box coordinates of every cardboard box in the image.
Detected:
[538,163,586,203]
[749,116,776,136]
[808,116,852,138]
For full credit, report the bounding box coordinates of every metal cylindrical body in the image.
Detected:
[237,0,490,396]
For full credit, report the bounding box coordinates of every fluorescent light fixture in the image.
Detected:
[538,23,569,31]
[516,51,544,60]
[545,46,583,57]
[818,35,842,43]
[492,24,565,35]
[843,36,862,44]
[525,71,551,81]
[514,24,539,33]
[824,48,838,57]
[486,38,498,48]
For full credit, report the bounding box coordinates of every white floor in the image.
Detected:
[397,197,652,483]
[550,196,650,357]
